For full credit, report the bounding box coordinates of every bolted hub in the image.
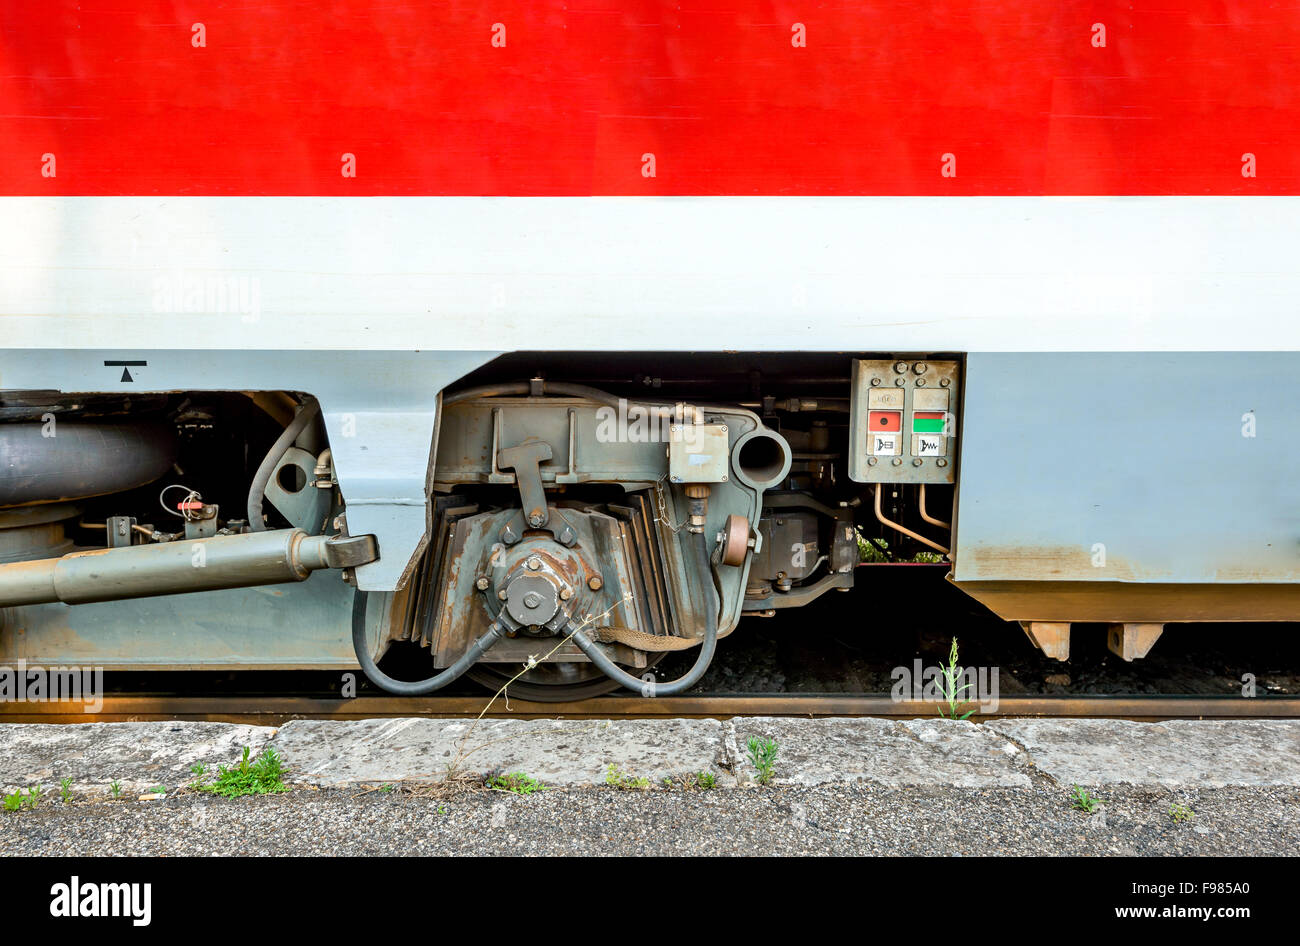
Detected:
[485,535,603,638]
[505,574,560,627]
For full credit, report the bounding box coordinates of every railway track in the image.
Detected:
[3,693,1298,724]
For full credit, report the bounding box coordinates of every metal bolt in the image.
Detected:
[588,576,603,590]
[475,576,490,591]
[720,425,727,433]
[892,458,903,466]
[867,456,878,466]
[916,378,926,387]
[894,362,908,374]
[522,591,543,609]
[914,362,928,374]
[721,473,727,481]
[559,587,573,601]
[526,557,541,570]
[912,458,923,467]
[937,458,948,467]
[940,378,951,387]
[497,589,508,601]
[870,377,881,387]
[528,513,544,527]
[894,377,905,387]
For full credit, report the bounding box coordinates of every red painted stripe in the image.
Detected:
[2,1,1297,195]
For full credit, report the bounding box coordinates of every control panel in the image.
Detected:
[847,359,959,484]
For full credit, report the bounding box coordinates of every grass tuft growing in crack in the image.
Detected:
[485,771,547,795]
[604,764,651,790]
[1069,784,1103,813]
[192,746,289,798]
[746,737,779,785]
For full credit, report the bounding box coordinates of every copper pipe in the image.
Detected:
[874,485,949,556]
[918,483,951,530]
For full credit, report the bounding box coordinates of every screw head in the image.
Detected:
[522,591,543,609]
[937,458,948,468]
[475,576,490,591]
[867,456,878,466]
[526,556,541,571]
[940,378,951,387]
[892,458,903,466]
[497,589,508,601]
[894,362,908,374]
[870,377,881,387]
[559,587,573,601]
[912,458,923,467]
[916,378,926,387]
[588,576,603,590]
[914,362,928,374]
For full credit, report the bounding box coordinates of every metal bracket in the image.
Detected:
[498,438,553,528]
[323,533,380,568]
[499,505,578,548]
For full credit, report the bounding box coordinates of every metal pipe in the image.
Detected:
[918,483,951,530]
[873,485,949,556]
[0,528,359,607]
[247,397,321,531]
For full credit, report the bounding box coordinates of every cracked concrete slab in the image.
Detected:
[3,717,1297,795]
[268,717,731,787]
[0,722,276,794]
[728,717,1031,788]
[985,719,1300,789]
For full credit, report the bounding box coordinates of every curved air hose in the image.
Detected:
[351,589,504,695]
[247,398,321,531]
[570,531,721,697]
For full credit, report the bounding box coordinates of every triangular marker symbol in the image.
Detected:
[120,367,133,382]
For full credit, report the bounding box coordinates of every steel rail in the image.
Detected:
[1,694,1297,724]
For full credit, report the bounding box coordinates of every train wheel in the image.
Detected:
[466,654,664,703]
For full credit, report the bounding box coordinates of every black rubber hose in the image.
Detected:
[247,398,321,531]
[569,531,720,697]
[350,589,504,695]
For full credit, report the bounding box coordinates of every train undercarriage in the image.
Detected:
[2,350,1296,701]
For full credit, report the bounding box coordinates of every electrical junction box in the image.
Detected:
[668,423,730,483]
[848,359,958,484]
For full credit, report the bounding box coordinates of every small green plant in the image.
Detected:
[3,791,21,812]
[696,771,717,789]
[189,762,207,778]
[25,785,42,809]
[146,785,167,795]
[747,737,779,785]
[59,778,73,803]
[1169,802,1195,823]
[108,781,123,800]
[485,771,547,795]
[379,784,395,793]
[604,764,650,790]
[194,746,288,798]
[1070,784,1103,813]
[937,636,976,720]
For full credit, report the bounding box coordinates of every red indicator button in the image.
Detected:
[867,410,902,432]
